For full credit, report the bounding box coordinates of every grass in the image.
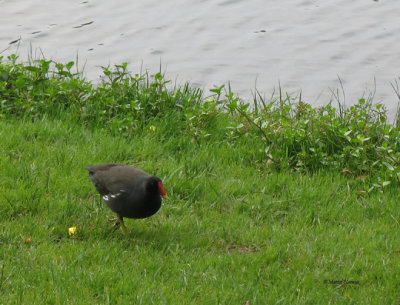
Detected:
[1,55,400,304]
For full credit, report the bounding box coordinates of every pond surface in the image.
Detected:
[1,0,400,116]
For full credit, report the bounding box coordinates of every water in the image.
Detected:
[1,0,399,116]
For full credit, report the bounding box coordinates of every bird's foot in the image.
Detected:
[117,215,128,235]
[109,216,128,234]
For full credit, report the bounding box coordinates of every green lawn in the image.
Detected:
[1,117,400,304]
[1,55,400,304]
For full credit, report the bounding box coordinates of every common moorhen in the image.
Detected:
[85,163,167,234]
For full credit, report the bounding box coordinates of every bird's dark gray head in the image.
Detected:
[146,177,167,198]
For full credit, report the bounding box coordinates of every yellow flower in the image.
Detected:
[149,125,156,132]
[68,226,77,236]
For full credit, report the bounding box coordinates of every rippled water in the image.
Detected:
[1,0,400,115]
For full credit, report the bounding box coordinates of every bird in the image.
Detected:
[85,163,167,234]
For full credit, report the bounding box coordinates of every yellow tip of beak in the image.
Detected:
[163,194,168,199]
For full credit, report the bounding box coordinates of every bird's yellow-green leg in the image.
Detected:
[117,215,128,235]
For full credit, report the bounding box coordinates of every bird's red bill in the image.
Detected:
[158,181,167,198]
